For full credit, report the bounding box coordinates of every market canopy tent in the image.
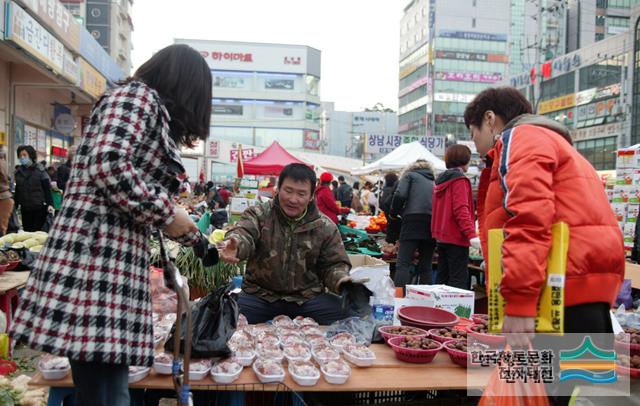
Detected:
[240,141,309,176]
[350,141,447,175]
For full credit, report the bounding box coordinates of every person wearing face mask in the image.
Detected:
[464,87,624,352]
[218,163,358,325]
[14,145,54,231]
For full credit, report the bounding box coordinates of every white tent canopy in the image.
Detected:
[350,141,447,175]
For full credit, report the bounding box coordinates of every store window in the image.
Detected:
[399,85,428,107]
[579,63,621,90]
[256,128,303,149]
[540,72,575,101]
[575,136,617,170]
[399,105,427,126]
[305,75,319,96]
[596,15,606,27]
[213,71,251,90]
[211,126,254,145]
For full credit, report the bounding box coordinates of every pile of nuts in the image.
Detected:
[397,337,440,350]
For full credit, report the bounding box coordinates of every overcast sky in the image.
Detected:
[130,0,403,112]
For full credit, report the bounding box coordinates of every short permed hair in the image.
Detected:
[463,87,532,129]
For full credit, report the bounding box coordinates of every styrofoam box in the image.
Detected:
[405,284,474,319]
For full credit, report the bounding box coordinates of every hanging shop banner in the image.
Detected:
[14,117,24,145]
[435,114,465,124]
[403,135,446,157]
[78,58,107,98]
[24,124,37,148]
[537,94,576,115]
[303,130,321,151]
[62,49,80,85]
[435,50,508,63]
[36,128,46,154]
[435,71,502,83]
[572,122,621,142]
[13,0,81,52]
[6,2,65,75]
[575,88,597,106]
[366,134,404,155]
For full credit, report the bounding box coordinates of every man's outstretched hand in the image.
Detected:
[218,237,240,263]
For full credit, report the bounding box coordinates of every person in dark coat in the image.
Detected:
[56,148,74,192]
[14,145,53,231]
[379,172,400,279]
[432,145,477,289]
[336,176,353,208]
[390,159,436,289]
[10,45,211,406]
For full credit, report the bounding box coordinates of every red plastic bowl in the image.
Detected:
[466,324,506,347]
[616,363,640,378]
[614,339,640,356]
[471,314,488,324]
[387,336,442,364]
[5,260,19,271]
[428,328,467,345]
[0,264,8,275]
[378,326,429,345]
[398,306,459,328]
[444,340,469,368]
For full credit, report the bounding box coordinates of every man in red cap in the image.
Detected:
[316,172,350,224]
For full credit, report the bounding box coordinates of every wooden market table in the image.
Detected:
[31,344,489,405]
[625,261,640,289]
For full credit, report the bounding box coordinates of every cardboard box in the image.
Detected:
[348,254,387,268]
[611,203,627,222]
[628,204,640,223]
[348,254,389,293]
[406,284,475,318]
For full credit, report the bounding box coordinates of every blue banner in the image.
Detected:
[79,29,123,83]
[438,30,507,42]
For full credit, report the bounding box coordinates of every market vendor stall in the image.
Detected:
[350,141,446,176]
[241,141,311,176]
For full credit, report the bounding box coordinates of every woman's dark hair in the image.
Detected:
[463,87,532,130]
[364,181,373,189]
[331,180,338,188]
[17,145,37,162]
[353,181,360,190]
[384,172,398,187]
[133,44,212,148]
[445,145,472,169]
[278,163,316,194]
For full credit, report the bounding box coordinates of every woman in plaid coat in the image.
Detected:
[10,45,212,406]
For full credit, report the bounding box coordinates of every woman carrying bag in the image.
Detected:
[10,45,211,406]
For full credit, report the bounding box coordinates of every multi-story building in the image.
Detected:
[566,0,640,53]
[61,0,134,75]
[321,102,398,160]
[399,0,512,147]
[173,39,321,181]
[1,0,123,168]
[506,31,631,170]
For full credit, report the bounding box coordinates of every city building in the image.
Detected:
[399,0,512,148]
[505,30,632,170]
[173,39,322,181]
[61,0,134,75]
[320,102,398,160]
[1,0,123,167]
[567,0,640,53]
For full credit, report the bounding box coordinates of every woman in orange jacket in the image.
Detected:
[464,87,624,347]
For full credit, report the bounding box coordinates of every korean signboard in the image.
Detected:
[538,94,576,115]
[406,135,446,157]
[212,104,243,116]
[230,148,256,163]
[303,130,321,151]
[79,28,123,82]
[352,114,386,134]
[510,72,531,88]
[14,0,81,52]
[366,134,403,155]
[572,122,621,142]
[433,92,476,103]
[207,140,220,158]
[435,50,508,63]
[6,2,65,75]
[438,30,507,42]
[436,71,502,83]
[79,58,107,98]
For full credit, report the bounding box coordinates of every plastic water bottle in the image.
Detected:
[371,276,396,323]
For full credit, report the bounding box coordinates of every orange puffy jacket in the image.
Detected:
[477,115,624,317]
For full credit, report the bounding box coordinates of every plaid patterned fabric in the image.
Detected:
[10,81,199,366]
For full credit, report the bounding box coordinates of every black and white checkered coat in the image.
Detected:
[10,81,199,366]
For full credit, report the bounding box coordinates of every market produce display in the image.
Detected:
[0,375,47,406]
[365,212,387,233]
[616,327,640,344]
[396,337,441,350]
[0,232,47,253]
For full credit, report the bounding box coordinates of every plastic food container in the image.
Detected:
[294,317,319,328]
[272,315,294,328]
[253,358,285,384]
[188,360,212,381]
[320,360,351,385]
[211,358,243,384]
[306,334,328,349]
[329,332,356,353]
[301,326,324,337]
[388,336,442,364]
[288,361,320,386]
[342,344,376,367]
[378,326,429,345]
[284,344,312,363]
[257,345,284,363]
[312,345,341,364]
[37,356,70,380]
[128,366,151,383]
[234,347,256,367]
[153,353,174,375]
